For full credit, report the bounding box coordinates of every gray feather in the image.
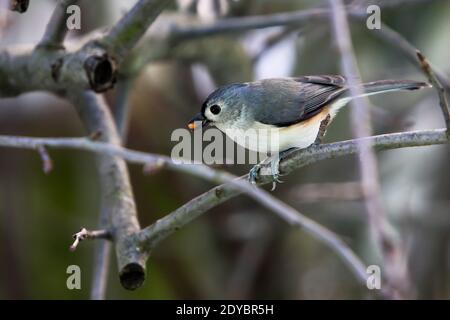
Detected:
[251,76,428,127]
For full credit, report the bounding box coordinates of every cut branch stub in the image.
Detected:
[84,54,117,92]
[120,262,146,290]
[9,0,29,13]
[116,234,148,290]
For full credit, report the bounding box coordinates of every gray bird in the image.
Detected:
[188,75,429,184]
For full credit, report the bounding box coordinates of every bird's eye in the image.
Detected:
[210,104,221,115]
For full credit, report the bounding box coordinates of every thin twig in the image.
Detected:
[416,51,450,133]
[70,228,111,251]
[289,182,363,203]
[90,205,112,300]
[38,0,79,49]
[350,18,450,90]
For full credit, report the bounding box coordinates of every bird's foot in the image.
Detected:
[248,153,285,190]
[249,163,262,185]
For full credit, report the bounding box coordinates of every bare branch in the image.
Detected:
[0,129,447,186]
[99,0,171,64]
[67,91,144,291]
[91,77,134,299]
[90,209,112,300]
[289,182,363,203]
[0,128,447,293]
[352,18,450,90]
[169,8,329,41]
[113,79,134,141]
[39,0,79,49]
[0,45,117,95]
[153,8,449,88]
[417,51,450,133]
[0,0,171,96]
[70,227,111,251]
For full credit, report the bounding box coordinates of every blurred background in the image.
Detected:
[0,0,449,299]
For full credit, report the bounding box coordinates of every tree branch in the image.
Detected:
[0,128,446,292]
[0,0,171,96]
[0,129,446,186]
[154,7,449,89]
[136,128,448,242]
[99,0,171,64]
[67,91,145,291]
[38,0,79,49]
[69,228,111,251]
[417,51,450,133]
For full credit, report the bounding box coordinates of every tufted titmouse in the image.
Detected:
[188,75,429,183]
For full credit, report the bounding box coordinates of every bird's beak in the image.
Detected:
[188,113,210,130]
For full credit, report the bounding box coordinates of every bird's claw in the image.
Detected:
[248,164,261,185]
[248,154,284,189]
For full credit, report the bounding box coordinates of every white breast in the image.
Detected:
[216,118,322,154]
[216,99,350,154]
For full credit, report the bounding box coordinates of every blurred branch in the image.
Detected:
[38,0,79,49]
[356,19,450,90]
[90,207,112,300]
[289,182,363,203]
[169,8,329,40]
[149,8,449,87]
[329,0,409,298]
[8,0,28,13]
[417,51,450,134]
[113,78,134,141]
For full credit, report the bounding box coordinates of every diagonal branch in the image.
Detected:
[99,0,171,64]
[0,128,447,291]
[135,129,448,244]
[38,0,79,49]
[417,51,450,133]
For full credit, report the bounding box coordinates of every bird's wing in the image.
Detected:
[255,75,348,127]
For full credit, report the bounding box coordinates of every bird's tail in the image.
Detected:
[330,79,430,114]
[361,79,430,96]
